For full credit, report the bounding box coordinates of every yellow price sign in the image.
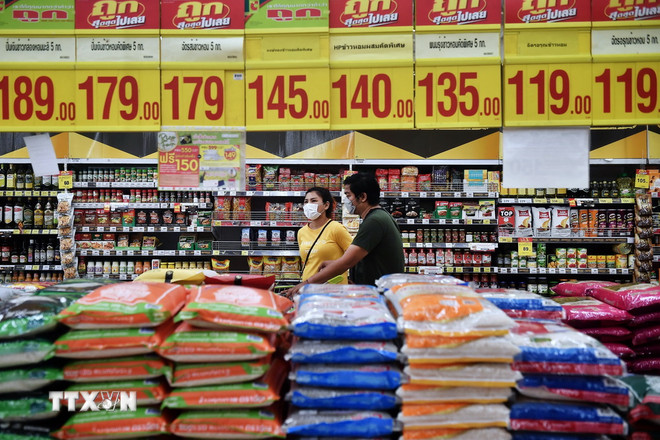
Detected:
[161,70,244,127]
[58,171,73,189]
[636,173,650,189]
[415,65,502,128]
[75,70,161,131]
[330,67,414,129]
[504,63,592,126]
[518,238,534,257]
[592,62,660,125]
[246,68,330,130]
[0,70,76,132]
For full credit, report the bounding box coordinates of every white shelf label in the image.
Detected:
[80,250,88,256]
[186,226,195,232]
[160,227,168,232]
[424,243,432,248]
[102,273,110,278]
[438,219,446,225]
[116,251,124,256]
[160,203,169,209]
[119,274,127,280]
[173,227,181,232]
[609,268,617,274]
[147,227,155,232]
[197,227,205,232]
[270,221,278,226]
[454,192,461,197]
[127,250,134,256]
[420,192,428,198]
[122,227,130,232]
[422,219,430,224]
[82,227,90,232]
[519,198,532,203]
[134,227,145,232]
[539,268,547,274]
[92,250,100,256]
[229,191,237,196]
[452,219,460,224]
[407,219,415,224]
[622,268,630,274]
[511,267,518,274]
[109,227,117,232]
[446,243,454,248]
[500,268,508,274]
[178,250,186,256]
[401,192,409,197]
[571,268,579,274]
[559,268,567,274]
[193,250,202,256]
[43,265,50,270]
[416,243,423,248]
[591,268,599,275]
[529,268,537,273]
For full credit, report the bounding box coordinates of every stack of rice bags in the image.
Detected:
[52,282,182,439]
[380,274,519,440]
[283,284,401,438]
[160,284,292,440]
[0,286,82,425]
[620,375,660,439]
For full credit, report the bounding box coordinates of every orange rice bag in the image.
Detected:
[170,407,285,439]
[53,407,168,439]
[63,354,171,383]
[170,356,271,387]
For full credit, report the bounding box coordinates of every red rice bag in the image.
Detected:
[603,343,636,359]
[57,282,187,328]
[557,297,632,328]
[630,311,660,328]
[177,285,292,333]
[170,407,285,439]
[53,407,168,439]
[156,322,275,363]
[162,358,287,409]
[170,357,271,387]
[552,281,619,297]
[588,283,660,313]
[634,342,660,357]
[581,326,632,343]
[63,354,171,383]
[204,273,277,290]
[629,357,660,374]
[633,326,660,346]
[66,379,169,407]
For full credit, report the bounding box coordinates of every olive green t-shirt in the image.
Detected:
[351,208,405,285]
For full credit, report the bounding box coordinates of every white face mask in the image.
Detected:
[341,193,356,215]
[303,203,322,220]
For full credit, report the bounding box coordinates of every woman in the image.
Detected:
[297,186,353,285]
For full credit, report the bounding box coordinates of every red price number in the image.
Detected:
[415,66,500,128]
[162,74,224,124]
[0,74,76,124]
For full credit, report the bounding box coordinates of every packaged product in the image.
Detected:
[398,403,510,429]
[0,367,62,394]
[556,297,632,327]
[376,274,467,290]
[514,206,533,237]
[402,176,417,192]
[232,197,251,220]
[169,357,271,387]
[396,385,512,404]
[532,207,552,237]
[582,326,631,343]
[286,340,399,364]
[404,363,522,387]
[498,207,515,236]
[304,172,316,187]
[170,408,285,439]
[121,209,135,227]
[57,282,187,329]
[403,428,512,440]
[0,396,54,422]
[0,293,75,340]
[509,402,626,435]
[0,339,53,368]
[246,164,262,190]
[248,256,264,274]
[176,285,291,333]
[418,174,432,191]
[63,354,171,382]
[283,410,395,437]
[290,364,403,390]
[288,386,398,410]
[477,289,564,320]
[281,257,300,279]
[156,322,275,362]
[214,196,232,219]
[603,342,635,359]
[263,165,279,190]
[66,379,168,407]
[402,334,520,364]
[262,256,282,277]
[449,202,463,220]
[588,283,660,313]
[551,206,571,237]
[479,200,495,220]
[388,169,401,191]
[162,358,286,410]
[52,407,168,439]
[278,167,291,191]
[462,203,479,221]
[516,374,632,407]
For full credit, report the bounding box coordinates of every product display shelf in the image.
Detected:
[78,249,215,257]
[499,197,636,205]
[79,226,213,233]
[73,181,158,188]
[0,264,63,271]
[499,237,634,244]
[0,190,60,197]
[402,242,498,250]
[0,229,60,236]
[397,218,496,225]
[72,202,213,209]
[405,266,631,276]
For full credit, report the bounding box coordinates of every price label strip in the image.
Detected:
[246,68,330,130]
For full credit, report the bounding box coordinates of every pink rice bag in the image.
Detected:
[633,326,660,346]
[552,281,619,297]
[581,326,632,343]
[588,284,660,313]
[558,297,632,328]
[629,357,660,374]
[603,343,635,359]
[630,311,660,328]
[633,342,660,357]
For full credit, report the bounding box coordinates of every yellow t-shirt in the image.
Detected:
[298,220,353,283]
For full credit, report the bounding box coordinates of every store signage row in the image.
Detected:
[1,62,659,130]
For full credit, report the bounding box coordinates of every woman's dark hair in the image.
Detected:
[343,172,380,205]
[305,187,335,217]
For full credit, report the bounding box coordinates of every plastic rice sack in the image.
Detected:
[156,322,275,362]
[509,402,627,435]
[162,358,286,409]
[66,379,167,407]
[633,325,660,346]
[476,289,565,320]
[290,364,403,390]
[36,279,119,296]
[552,281,619,297]
[630,311,660,328]
[588,283,660,313]
[376,274,468,290]
[0,288,26,303]
[582,326,632,343]
[510,320,625,376]
[512,434,612,440]
[633,342,660,357]
[516,374,632,407]
[52,407,168,439]
[0,294,73,340]
[0,340,53,368]
[629,358,660,374]
[0,396,54,421]
[63,354,171,382]
[54,324,172,359]
[402,335,520,364]
[388,286,515,337]
[621,375,660,424]
[57,282,187,329]
[292,293,397,340]
[398,403,510,429]
[176,285,291,333]
[555,297,633,328]
[286,340,399,364]
[603,342,635,359]
[169,357,271,387]
[298,284,380,296]
[283,410,396,437]
[170,409,285,439]
[385,283,477,313]
[396,385,513,404]
[0,428,53,440]
[0,367,62,394]
[403,428,512,440]
[288,386,398,410]
[404,363,522,387]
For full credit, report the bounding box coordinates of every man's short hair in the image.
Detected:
[343,172,381,205]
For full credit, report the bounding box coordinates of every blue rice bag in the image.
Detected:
[283,410,395,437]
[286,340,399,364]
[288,386,398,410]
[291,364,403,390]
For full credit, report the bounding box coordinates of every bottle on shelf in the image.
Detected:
[0,164,5,189]
[27,239,34,264]
[33,199,44,228]
[13,199,23,228]
[0,239,9,263]
[10,242,18,264]
[44,200,54,229]
[23,199,33,228]
[4,197,13,228]
[6,164,16,189]
[19,242,26,264]
[46,240,54,264]
[34,173,42,190]
[15,167,24,190]
[600,181,610,198]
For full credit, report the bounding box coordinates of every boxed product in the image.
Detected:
[178,234,197,251]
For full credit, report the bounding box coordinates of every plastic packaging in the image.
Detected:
[582,326,632,343]
[0,396,54,422]
[0,367,62,394]
[588,283,660,313]
[396,385,513,404]
[0,294,74,340]
[170,409,285,439]
[404,428,512,440]
[402,335,520,364]
[291,364,403,390]
[551,281,618,297]
[283,410,396,437]
[65,379,168,407]
[376,274,468,291]
[633,325,660,346]
[298,284,380,296]
[0,339,53,368]
[286,340,399,364]
[169,357,271,387]
[288,386,398,410]
[52,407,168,439]
[509,402,627,435]
[516,374,632,407]
[555,297,633,327]
[63,354,171,382]
[404,363,522,387]
[398,403,510,429]
[477,289,565,320]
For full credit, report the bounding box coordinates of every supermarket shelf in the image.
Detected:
[214,190,341,197]
[212,250,300,257]
[72,202,212,209]
[0,229,59,236]
[382,191,498,199]
[82,273,302,282]
[498,236,634,244]
[406,266,497,274]
[73,182,158,189]
[403,242,497,251]
[212,220,307,227]
[79,226,212,233]
[78,250,213,257]
[0,264,62,271]
[405,266,631,275]
[499,197,635,205]
[397,218,495,226]
[0,190,60,197]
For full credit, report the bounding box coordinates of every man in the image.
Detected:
[286,172,404,294]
